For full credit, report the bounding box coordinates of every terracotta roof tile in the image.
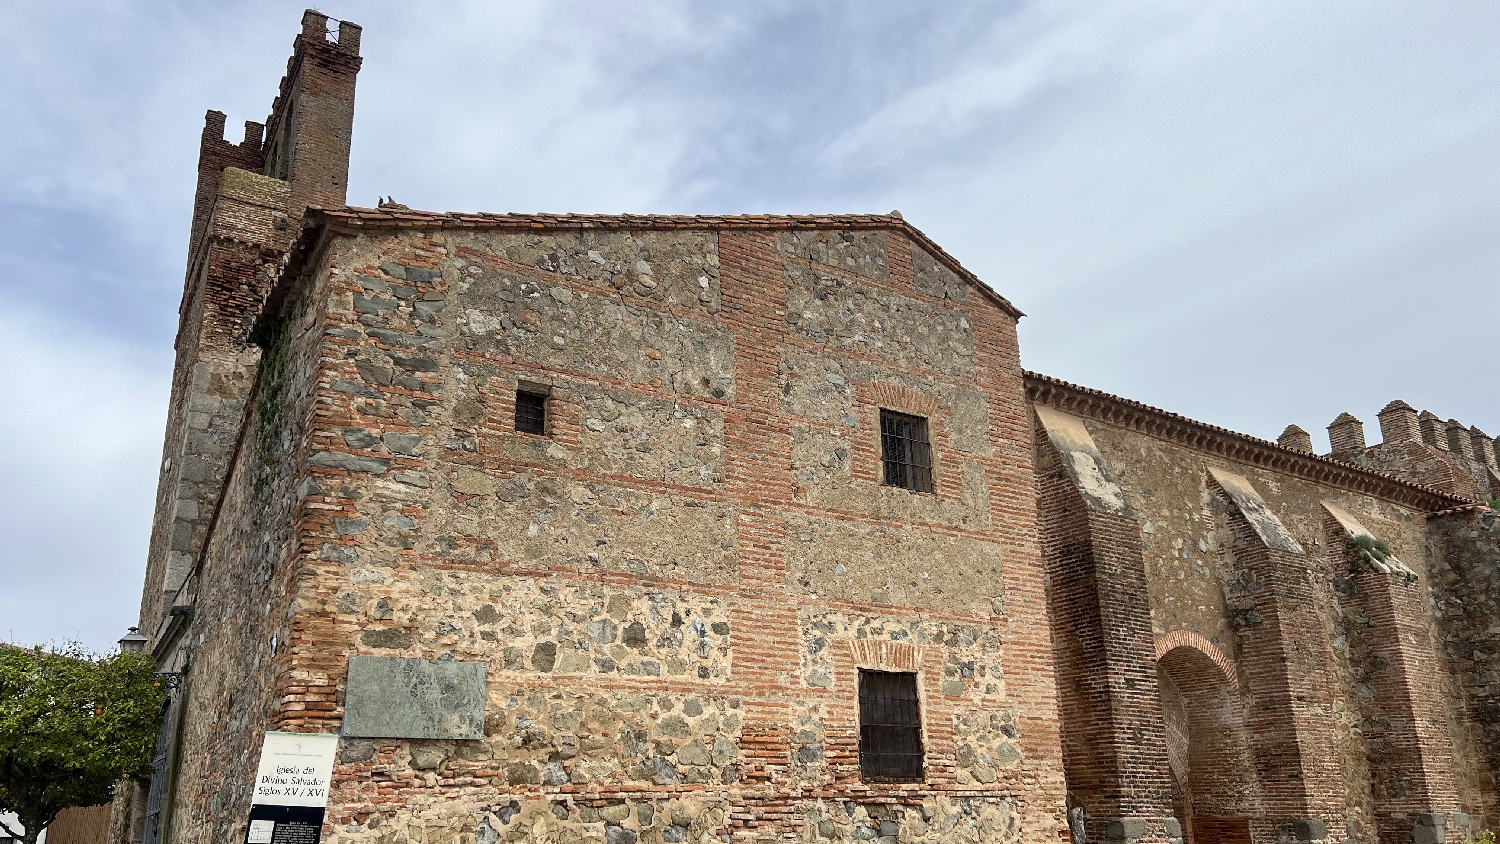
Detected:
[1025,370,1473,513]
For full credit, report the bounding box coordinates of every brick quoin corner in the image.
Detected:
[108,11,1500,844]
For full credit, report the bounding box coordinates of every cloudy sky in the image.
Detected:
[1,1,1496,652]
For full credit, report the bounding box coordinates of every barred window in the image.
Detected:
[515,390,547,435]
[858,669,924,782]
[880,409,933,493]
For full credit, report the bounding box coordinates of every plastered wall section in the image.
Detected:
[1075,418,1491,840]
[235,222,1066,844]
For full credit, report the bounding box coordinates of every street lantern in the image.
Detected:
[118,627,148,654]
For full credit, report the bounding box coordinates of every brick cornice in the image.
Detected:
[1025,371,1467,514]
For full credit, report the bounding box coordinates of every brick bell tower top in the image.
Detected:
[262,10,363,226]
[184,9,362,273]
[145,7,364,677]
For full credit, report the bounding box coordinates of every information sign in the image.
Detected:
[244,732,339,844]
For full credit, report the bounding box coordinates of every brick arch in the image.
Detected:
[863,382,940,417]
[846,639,928,672]
[1155,629,1238,692]
[1157,635,1263,830]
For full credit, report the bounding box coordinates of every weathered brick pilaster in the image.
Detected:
[1209,469,1344,844]
[718,231,799,832]
[1322,506,1460,844]
[1036,408,1178,844]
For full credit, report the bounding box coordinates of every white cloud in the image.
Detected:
[0,0,1497,651]
[0,307,168,650]
[814,4,1201,171]
[808,2,1500,437]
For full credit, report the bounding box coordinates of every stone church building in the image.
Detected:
[111,12,1500,844]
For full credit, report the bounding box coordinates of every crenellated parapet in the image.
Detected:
[1346,401,1499,500]
[1259,401,1497,503]
[261,10,362,226]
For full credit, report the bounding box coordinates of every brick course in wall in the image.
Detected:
[121,12,1500,844]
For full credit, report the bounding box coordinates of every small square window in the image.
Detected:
[515,390,547,435]
[880,409,933,493]
[859,669,924,782]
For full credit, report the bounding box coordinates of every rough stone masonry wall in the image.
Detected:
[1071,418,1490,843]
[163,229,339,844]
[235,221,1066,844]
[1428,508,1500,833]
[136,168,290,640]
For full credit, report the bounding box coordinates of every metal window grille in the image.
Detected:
[858,669,924,782]
[515,390,547,435]
[140,698,174,844]
[880,409,933,493]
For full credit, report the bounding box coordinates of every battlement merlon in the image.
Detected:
[1419,410,1448,451]
[1327,411,1366,457]
[297,9,362,53]
[1278,425,1314,453]
[261,10,362,223]
[1470,427,1497,471]
[200,111,265,151]
[1377,399,1420,446]
[184,111,267,289]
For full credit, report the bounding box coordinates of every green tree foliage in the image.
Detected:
[0,644,167,844]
